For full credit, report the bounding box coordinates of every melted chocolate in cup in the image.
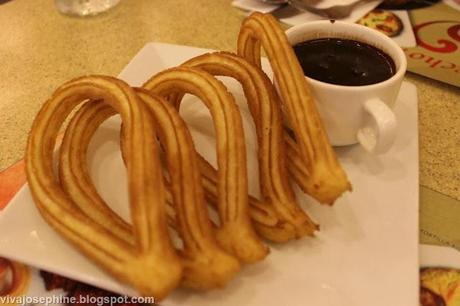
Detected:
[293,38,396,86]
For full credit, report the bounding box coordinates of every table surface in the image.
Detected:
[0,0,459,245]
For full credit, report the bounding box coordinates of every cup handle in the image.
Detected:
[356,98,397,154]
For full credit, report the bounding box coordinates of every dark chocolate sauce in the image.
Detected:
[293,38,396,86]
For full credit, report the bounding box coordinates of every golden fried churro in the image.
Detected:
[58,88,240,289]
[238,12,351,204]
[143,67,269,263]
[181,52,317,241]
[25,76,182,300]
[59,99,179,235]
[136,89,241,289]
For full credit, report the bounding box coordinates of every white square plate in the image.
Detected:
[0,43,419,306]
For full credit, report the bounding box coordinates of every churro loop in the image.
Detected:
[143,67,269,263]
[59,100,188,233]
[182,52,317,240]
[25,76,182,300]
[136,89,240,289]
[238,12,351,204]
[59,99,184,231]
[60,96,240,289]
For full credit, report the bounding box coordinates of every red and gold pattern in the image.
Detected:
[0,258,31,305]
[414,21,460,53]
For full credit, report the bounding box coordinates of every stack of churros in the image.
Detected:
[25,13,351,301]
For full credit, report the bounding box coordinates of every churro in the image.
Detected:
[181,52,317,240]
[59,92,240,289]
[143,67,269,263]
[238,12,351,204]
[26,76,182,300]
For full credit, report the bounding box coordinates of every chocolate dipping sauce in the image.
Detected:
[293,38,396,86]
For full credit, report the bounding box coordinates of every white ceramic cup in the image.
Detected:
[285,20,407,153]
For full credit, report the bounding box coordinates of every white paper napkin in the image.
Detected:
[231,0,416,47]
[232,0,383,23]
[232,0,281,13]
